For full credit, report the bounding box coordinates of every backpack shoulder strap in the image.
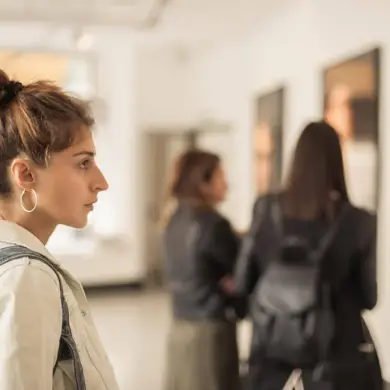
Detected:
[251,194,276,236]
[309,202,352,263]
[238,195,273,262]
[0,245,86,390]
[311,204,353,374]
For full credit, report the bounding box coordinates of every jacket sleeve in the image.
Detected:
[0,260,62,390]
[234,197,264,295]
[207,218,240,275]
[355,214,377,310]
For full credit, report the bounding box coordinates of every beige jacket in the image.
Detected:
[0,221,120,390]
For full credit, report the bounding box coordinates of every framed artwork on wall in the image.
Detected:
[323,47,381,211]
[253,87,285,196]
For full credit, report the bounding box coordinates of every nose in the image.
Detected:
[95,168,109,192]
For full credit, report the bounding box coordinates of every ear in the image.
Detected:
[199,180,211,197]
[9,158,37,191]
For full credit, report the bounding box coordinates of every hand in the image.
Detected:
[234,230,247,238]
[219,275,236,294]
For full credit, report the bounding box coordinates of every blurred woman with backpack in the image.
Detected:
[162,149,243,390]
[234,121,382,390]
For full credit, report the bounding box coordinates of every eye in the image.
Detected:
[79,158,91,169]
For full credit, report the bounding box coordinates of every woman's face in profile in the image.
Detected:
[30,126,109,229]
[203,163,228,205]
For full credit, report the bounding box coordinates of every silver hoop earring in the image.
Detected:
[20,189,38,213]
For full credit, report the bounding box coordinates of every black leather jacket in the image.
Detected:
[235,196,377,310]
[163,202,240,321]
[234,195,380,389]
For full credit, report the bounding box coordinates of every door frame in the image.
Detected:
[141,124,233,284]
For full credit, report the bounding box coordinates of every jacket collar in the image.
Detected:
[0,220,59,265]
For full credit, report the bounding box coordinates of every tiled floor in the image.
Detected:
[87,287,170,390]
[87,287,252,390]
[86,287,390,390]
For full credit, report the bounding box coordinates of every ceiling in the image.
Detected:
[0,0,291,45]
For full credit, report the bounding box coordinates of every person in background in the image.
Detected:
[162,149,241,390]
[234,121,382,390]
[0,70,118,390]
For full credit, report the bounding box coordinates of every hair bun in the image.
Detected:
[0,69,10,88]
[7,81,24,94]
[0,70,24,107]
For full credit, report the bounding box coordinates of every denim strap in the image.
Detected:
[0,244,86,390]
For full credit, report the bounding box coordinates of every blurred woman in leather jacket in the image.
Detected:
[162,149,241,390]
[234,121,382,390]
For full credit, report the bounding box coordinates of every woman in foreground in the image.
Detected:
[0,70,118,390]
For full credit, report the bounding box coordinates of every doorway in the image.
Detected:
[142,125,234,285]
[142,132,195,284]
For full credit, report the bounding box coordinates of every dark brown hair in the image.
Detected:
[159,149,220,227]
[282,121,349,220]
[0,69,94,197]
[169,149,220,202]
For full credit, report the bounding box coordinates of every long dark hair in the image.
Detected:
[282,121,349,220]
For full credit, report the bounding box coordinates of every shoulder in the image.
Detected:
[347,204,376,238]
[0,255,62,355]
[350,205,376,222]
[342,203,376,227]
[190,209,237,249]
[332,204,377,253]
[196,207,232,232]
[252,192,279,216]
[0,256,61,304]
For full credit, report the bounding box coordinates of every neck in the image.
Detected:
[179,197,216,210]
[0,204,56,244]
[18,218,56,245]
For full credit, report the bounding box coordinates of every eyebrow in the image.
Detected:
[73,151,96,157]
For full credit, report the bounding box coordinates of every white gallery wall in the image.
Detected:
[136,47,197,130]
[0,25,149,284]
[2,0,390,373]
[0,25,215,286]
[191,0,390,379]
[190,41,254,229]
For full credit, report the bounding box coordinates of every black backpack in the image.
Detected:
[250,198,349,371]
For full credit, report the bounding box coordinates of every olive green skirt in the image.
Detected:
[164,318,240,390]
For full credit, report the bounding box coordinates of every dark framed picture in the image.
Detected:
[253,87,285,195]
[323,47,381,211]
